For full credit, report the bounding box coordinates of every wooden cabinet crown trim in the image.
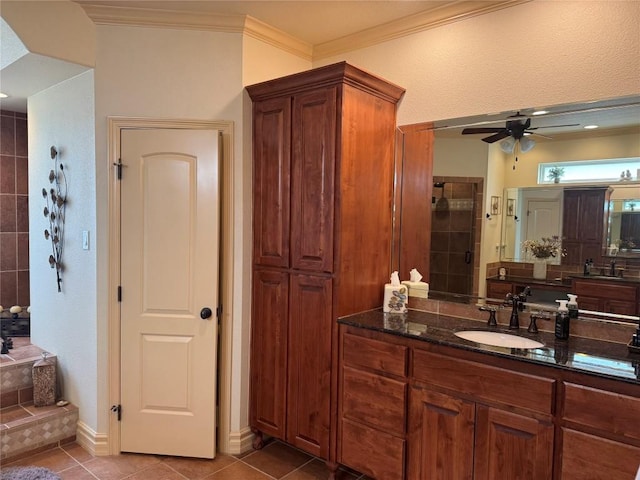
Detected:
[246,61,406,103]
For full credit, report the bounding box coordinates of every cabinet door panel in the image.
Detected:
[606,299,637,316]
[408,387,474,480]
[561,429,640,480]
[486,280,513,300]
[342,366,406,436]
[286,274,332,457]
[250,269,289,439]
[474,406,553,480]
[252,97,291,268]
[341,418,404,480]
[578,189,607,242]
[563,383,640,442]
[290,88,336,273]
[577,296,601,311]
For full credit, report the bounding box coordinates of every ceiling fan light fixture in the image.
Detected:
[500,137,516,153]
[520,136,536,152]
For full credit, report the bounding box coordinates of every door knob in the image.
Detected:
[200,307,213,320]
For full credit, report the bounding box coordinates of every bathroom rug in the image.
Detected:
[0,466,61,480]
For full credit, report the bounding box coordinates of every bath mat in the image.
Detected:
[0,466,61,480]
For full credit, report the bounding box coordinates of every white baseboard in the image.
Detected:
[76,421,109,456]
[226,426,254,455]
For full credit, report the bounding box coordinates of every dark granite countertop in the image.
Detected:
[487,275,571,287]
[338,309,640,384]
[568,274,640,284]
[488,274,640,286]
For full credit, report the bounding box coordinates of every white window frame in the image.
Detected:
[538,157,640,184]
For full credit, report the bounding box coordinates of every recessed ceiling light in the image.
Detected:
[532,110,548,115]
[0,92,8,98]
[584,125,599,130]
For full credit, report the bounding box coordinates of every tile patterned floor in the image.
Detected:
[0,440,370,479]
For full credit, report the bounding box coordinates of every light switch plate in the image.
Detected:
[82,230,90,250]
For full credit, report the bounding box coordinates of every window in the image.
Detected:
[538,158,640,184]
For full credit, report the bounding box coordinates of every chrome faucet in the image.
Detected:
[505,286,531,329]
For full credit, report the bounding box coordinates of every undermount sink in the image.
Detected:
[455,330,544,349]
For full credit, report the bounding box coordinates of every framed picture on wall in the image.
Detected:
[507,198,515,216]
[491,196,501,215]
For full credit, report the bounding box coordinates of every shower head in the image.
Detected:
[434,182,446,188]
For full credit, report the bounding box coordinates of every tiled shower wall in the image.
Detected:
[430,176,483,296]
[0,110,29,308]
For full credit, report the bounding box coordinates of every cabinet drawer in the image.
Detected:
[574,280,637,302]
[412,349,555,415]
[340,418,404,480]
[343,332,408,377]
[561,429,640,480]
[486,280,513,299]
[342,366,406,436]
[563,383,640,441]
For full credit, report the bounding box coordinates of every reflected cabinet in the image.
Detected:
[247,62,404,463]
[562,187,611,265]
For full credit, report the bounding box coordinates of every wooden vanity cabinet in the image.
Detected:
[572,278,639,316]
[248,63,404,460]
[485,278,514,299]
[560,380,640,479]
[338,330,408,480]
[409,349,555,480]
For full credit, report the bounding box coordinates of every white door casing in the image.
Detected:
[119,128,219,458]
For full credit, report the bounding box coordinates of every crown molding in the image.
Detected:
[313,0,531,60]
[243,15,312,61]
[78,1,528,62]
[78,4,312,60]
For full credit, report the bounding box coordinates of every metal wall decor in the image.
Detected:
[42,146,67,292]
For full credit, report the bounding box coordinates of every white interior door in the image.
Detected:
[120,128,219,458]
[524,200,561,263]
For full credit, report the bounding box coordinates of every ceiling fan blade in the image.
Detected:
[529,123,580,130]
[482,131,510,143]
[528,132,553,139]
[462,127,504,134]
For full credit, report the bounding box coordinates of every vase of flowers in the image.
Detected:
[523,236,565,280]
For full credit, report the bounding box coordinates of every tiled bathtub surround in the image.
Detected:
[0,109,29,308]
[1,338,76,463]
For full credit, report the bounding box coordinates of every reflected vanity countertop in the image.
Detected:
[338,309,640,384]
[487,275,572,287]
[567,274,640,284]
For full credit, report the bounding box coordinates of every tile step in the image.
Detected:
[0,402,78,464]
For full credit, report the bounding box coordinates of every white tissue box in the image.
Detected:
[383,284,408,313]
[401,281,429,299]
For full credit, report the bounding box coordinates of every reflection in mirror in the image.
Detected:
[501,187,563,264]
[396,95,640,317]
[608,185,640,255]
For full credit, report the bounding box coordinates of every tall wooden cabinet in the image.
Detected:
[247,63,405,462]
[562,187,610,265]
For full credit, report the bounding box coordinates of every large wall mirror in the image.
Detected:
[396,95,640,313]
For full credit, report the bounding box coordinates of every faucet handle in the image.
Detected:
[527,311,551,334]
[479,305,498,327]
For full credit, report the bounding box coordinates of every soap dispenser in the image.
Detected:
[555,300,570,340]
[567,294,578,319]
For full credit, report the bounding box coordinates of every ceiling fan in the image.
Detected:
[461,112,580,145]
